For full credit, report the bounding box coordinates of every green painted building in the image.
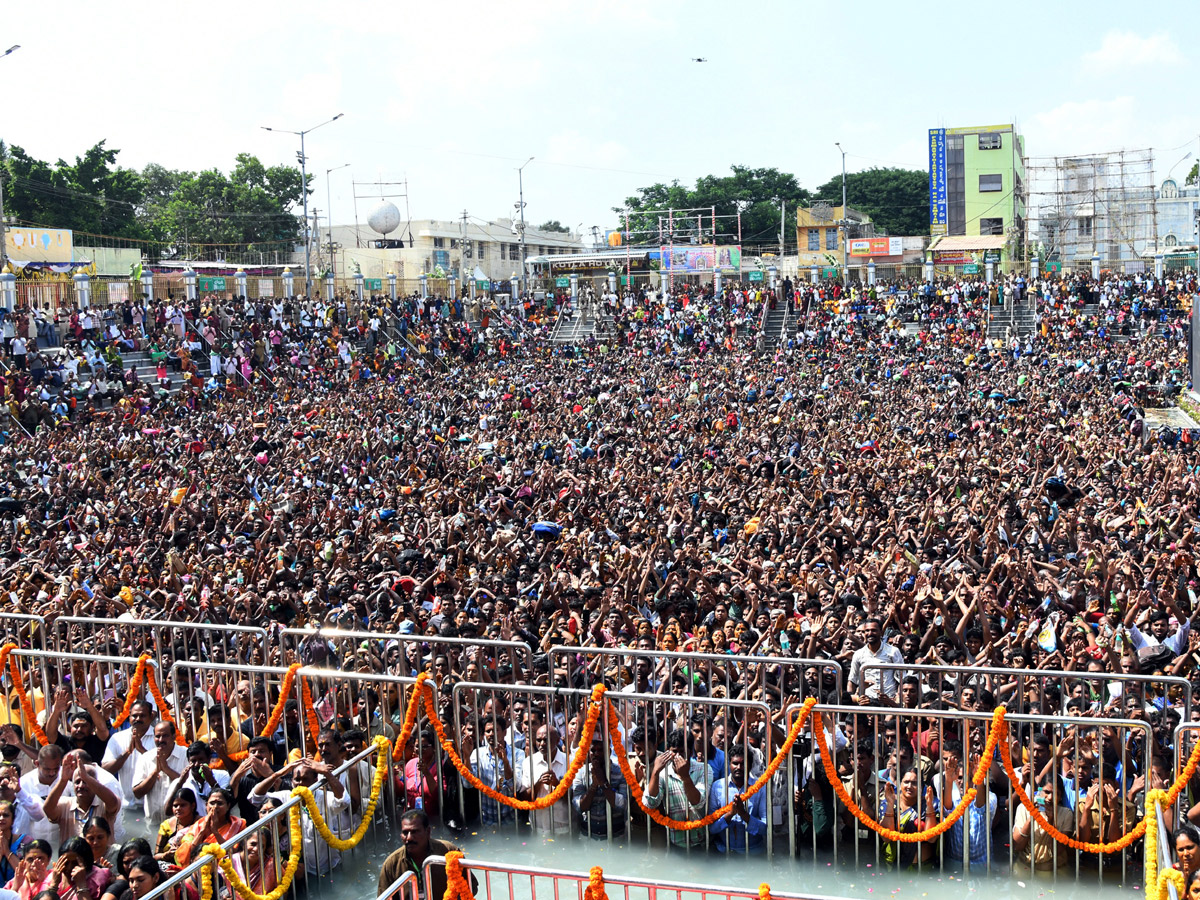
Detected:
[929,124,1026,250]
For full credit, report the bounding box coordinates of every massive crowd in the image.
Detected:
[0,267,1194,894]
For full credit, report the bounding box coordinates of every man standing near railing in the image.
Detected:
[570,736,626,839]
[848,618,903,705]
[643,728,710,848]
[377,809,474,900]
[516,726,569,835]
[708,745,766,853]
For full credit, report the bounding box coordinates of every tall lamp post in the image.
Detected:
[261,113,345,298]
[517,157,533,298]
[835,142,848,287]
[325,163,350,277]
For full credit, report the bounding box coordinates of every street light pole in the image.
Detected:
[325,163,350,278]
[517,157,533,298]
[835,142,847,287]
[262,113,344,298]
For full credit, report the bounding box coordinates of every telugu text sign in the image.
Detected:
[928,128,947,236]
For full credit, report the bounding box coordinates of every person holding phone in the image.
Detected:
[165,742,227,818]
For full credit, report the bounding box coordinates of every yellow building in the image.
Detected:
[794,205,871,269]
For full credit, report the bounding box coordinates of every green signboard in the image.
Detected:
[821,267,838,279]
[620,276,631,286]
[555,276,570,288]
[983,250,1001,263]
[962,264,979,274]
[1043,261,1062,274]
[198,276,227,292]
[747,270,764,282]
[476,280,491,290]
[363,278,383,291]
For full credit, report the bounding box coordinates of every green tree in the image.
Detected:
[1186,162,1197,186]
[537,220,569,233]
[811,167,928,236]
[616,166,810,247]
[0,140,145,238]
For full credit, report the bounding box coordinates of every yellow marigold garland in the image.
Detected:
[814,704,1000,843]
[612,696,817,831]
[758,885,772,900]
[199,802,303,900]
[421,678,606,811]
[293,735,390,851]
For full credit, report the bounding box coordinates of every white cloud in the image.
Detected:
[1083,31,1182,70]
[1025,97,1139,157]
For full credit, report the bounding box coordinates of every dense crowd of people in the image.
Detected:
[0,267,1195,892]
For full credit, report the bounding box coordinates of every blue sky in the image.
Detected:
[4,0,1198,241]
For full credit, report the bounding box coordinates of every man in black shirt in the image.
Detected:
[46,687,109,764]
[229,736,276,824]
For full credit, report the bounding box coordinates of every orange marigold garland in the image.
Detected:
[6,651,48,746]
[442,851,476,900]
[584,867,607,900]
[612,696,817,831]
[112,654,151,728]
[997,716,1146,853]
[141,660,188,747]
[299,675,321,748]
[391,673,428,763]
[813,705,1000,843]
[421,679,606,811]
[758,885,772,900]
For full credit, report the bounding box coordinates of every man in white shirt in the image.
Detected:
[516,726,569,834]
[166,741,229,816]
[20,745,65,844]
[847,617,904,704]
[132,722,188,820]
[42,753,124,843]
[103,701,155,804]
[250,758,349,875]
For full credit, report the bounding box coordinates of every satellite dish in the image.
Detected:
[367,201,402,237]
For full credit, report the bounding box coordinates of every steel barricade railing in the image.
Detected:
[170,659,419,782]
[860,659,1192,722]
[783,701,1154,881]
[549,644,842,703]
[10,648,156,746]
[51,615,269,670]
[375,871,420,900]
[1171,721,1200,830]
[276,626,534,682]
[138,775,307,900]
[421,855,833,900]
[0,612,48,651]
[448,680,777,857]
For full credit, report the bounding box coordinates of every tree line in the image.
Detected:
[0,140,306,257]
[615,165,929,247]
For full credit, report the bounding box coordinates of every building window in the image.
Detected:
[500,244,507,260]
[1078,217,1093,238]
[980,217,1004,236]
[433,237,445,248]
[947,135,966,236]
[826,228,838,250]
[807,229,820,251]
[476,242,486,260]
[511,244,522,260]
[978,132,1002,151]
[979,174,1003,192]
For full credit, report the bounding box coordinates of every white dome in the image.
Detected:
[367,201,402,236]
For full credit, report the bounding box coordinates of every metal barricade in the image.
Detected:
[0,612,48,651]
[782,701,1154,880]
[422,855,828,900]
[277,626,534,682]
[11,648,155,744]
[52,615,269,669]
[375,871,421,900]
[549,644,842,705]
[169,659,417,821]
[1157,794,1179,900]
[448,680,778,856]
[860,659,1192,723]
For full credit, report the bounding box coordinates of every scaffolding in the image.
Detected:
[1026,148,1157,267]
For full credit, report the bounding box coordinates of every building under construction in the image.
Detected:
[1026,148,1157,269]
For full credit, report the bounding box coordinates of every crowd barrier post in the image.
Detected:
[51,616,270,671]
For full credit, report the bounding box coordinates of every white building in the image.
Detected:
[310,218,584,284]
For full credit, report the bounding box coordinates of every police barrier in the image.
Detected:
[52,616,270,670]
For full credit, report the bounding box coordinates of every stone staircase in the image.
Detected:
[552,305,597,344]
[986,300,1037,341]
[759,305,789,353]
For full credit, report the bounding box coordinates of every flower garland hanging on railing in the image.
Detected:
[0,643,47,746]
[199,803,303,900]
[814,705,1001,843]
[294,735,390,851]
